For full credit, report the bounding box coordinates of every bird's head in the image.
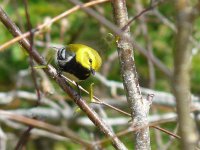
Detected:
[52,44,102,75]
[55,46,75,67]
[68,44,102,75]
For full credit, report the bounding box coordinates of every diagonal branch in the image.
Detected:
[1,0,172,78]
[0,7,127,150]
[0,110,92,148]
[0,0,109,52]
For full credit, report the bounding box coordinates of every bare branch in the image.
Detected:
[0,126,7,150]
[0,6,127,150]
[0,0,109,52]
[173,0,199,149]
[111,0,150,149]
[0,0,171,78]
[95,73,200,109]
[0,110,92,148]
[68,0,171,78]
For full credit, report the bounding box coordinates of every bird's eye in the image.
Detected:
[89,58,92,63]
[58,47,66,60]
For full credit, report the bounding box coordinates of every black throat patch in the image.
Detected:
[58,56,90,80]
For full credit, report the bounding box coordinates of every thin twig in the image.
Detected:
[121,0,166,31]
[15,1,40,149]
[62,75,131,117]
[162,125,179,150]
[151,125,180,139]
[0,110,92,148]
[93,101,131,117]
[68,0,171,78]
[96,121,181,146]
[1,0,172,78]
[0,0,109,52]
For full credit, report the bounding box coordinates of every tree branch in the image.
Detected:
[111,0,151,149]
[0,6,127,150]
[173,0,199,149]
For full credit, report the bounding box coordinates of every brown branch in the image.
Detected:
[151,125,181,139]
[121,0,166,31]
[2,105,187,147]
[15,1,40,149]
[93,101,131,117]
[15,126,33,150]
[134,0,155,88]
[1,108,183,149]
[162,125,179,150]
[0,0,109,52]
[173,0,199,149]
[0,6,127,150]
[97,120,181,147]
[0,110,92,148]
[62,74,131,117]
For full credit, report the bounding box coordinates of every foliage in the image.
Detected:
[0,0,200,150]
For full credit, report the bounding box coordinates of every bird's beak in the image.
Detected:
[90,68,95,75]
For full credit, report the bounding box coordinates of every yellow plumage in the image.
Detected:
[68,44,102,71]
[56,44,102,81]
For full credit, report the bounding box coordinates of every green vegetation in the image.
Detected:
[0,0,200,150]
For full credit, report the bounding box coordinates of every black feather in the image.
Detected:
[59,56,90,80]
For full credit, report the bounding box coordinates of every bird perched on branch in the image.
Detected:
[54,44,102,82]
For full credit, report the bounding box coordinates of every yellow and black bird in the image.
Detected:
[55,44,102,81]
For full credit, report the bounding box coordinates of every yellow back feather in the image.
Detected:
[68,44,102,71]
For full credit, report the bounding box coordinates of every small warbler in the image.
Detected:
[55,44,102,82]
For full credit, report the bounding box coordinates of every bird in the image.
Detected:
[54,44,102,82]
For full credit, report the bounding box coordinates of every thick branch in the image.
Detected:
[173,0,198,149]
[111,0,151,150]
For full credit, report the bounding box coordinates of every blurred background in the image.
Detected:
[0,0,200,149]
